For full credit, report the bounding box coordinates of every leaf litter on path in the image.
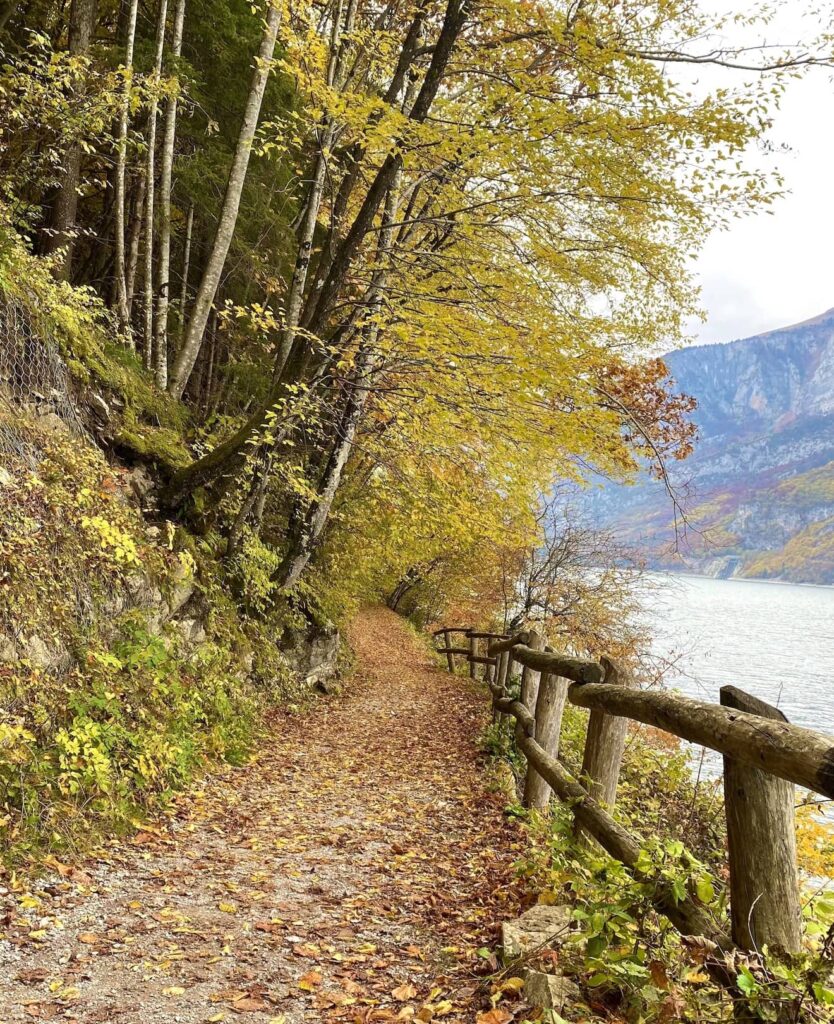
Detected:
[0,607,535,1023]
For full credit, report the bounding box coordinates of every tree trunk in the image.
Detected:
[42,0,98,279]
[275,140,408,588]
[168,0,281,399]
[113,0,139,341]
[142,0,170,370]
[161,0,469,499]
[276,341,376,588]
[178,202,194,334]
[153,0,186,388]
[272,0,356,381]
[301,0,471,340]
[125,165,146,322]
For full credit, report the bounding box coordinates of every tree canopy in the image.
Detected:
[0,0,827,621]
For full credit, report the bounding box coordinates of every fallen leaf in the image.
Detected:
[392,983,417,1001]
[476,1011,513,1024]
[298,970,323,991]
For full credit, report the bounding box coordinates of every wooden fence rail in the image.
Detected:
[433,626,834,963]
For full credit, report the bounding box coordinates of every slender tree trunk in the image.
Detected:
[301,0,471,340]
[42,0,99,279]
[142,0,169,370]
[168,0,281,399]
[272,0,356,381]
[125,165,146,322]
[114,0,139,343]
[276,153,405,588]
[153,0,186,388]
[178,202,194,333]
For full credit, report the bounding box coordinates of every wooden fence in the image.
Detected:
[434,626,834,966]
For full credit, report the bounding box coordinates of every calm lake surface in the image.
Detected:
[640,573,834,742]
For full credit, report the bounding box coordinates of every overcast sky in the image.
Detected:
[684,3,834,345]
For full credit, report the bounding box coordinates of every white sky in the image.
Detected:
[684,2,834,345]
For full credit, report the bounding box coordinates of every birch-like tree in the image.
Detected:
[153,0,186,387]
[142,0,170,369]
[113,0,139,339]
[168,0,283,399]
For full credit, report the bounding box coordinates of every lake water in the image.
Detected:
[640,573,834,741]
[640,573,834,876]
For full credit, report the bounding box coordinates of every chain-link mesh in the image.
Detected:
[0,292,88,461]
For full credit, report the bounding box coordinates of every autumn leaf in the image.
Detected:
[392,983,417,1001]
[298,970,323,991]
[476,1010,513,1024]
[649,960,669,989]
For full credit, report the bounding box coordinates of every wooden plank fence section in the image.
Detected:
[432,623,834,969]
[566,680,834,799]
[496,641,834,798]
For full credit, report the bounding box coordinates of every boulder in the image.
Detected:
[523,970,581,1011]
[502,903,573,961]
[23,634,71,672]
[0,635,18,663]
[35,411,70,435]
[282,615,340,690]
[127,465,156,505]
[176,617,207,646]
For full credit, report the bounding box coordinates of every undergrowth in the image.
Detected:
[480,704,834,1022]
[0,403,310,869]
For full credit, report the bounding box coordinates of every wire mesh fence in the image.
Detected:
[0,291,88,463]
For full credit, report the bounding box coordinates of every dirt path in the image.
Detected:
[0,608,529,1023]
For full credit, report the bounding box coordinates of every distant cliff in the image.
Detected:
[591,308,834,583]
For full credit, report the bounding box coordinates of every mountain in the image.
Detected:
[590,308,834,583]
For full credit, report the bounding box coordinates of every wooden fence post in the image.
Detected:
[468,629,477,679]
[720,686,802,954]
[519,630,543,712]
[576,657,632,829]
[524,672,569,809]
[442,629,455,673]
[494,649,511,726]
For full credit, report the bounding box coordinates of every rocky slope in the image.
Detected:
[590,308,834,583]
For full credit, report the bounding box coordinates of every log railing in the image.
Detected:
[433,627,834,962]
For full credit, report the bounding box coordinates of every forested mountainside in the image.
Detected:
[589,308,834,583]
